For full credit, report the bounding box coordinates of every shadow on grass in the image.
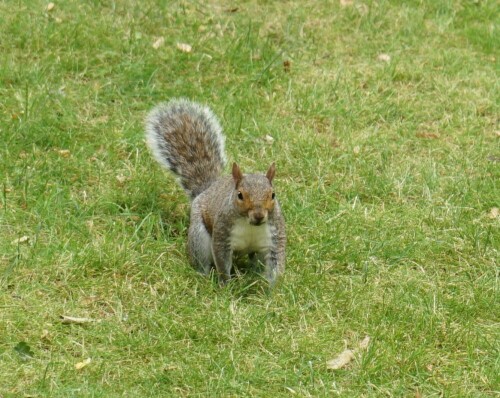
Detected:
[201,259,274,299]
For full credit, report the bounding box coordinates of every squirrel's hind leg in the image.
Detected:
[263,247,285,287]
[249,252,265,271]
[187,210,213,275]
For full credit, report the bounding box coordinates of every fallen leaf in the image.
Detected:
[14,342,34,360]
[326,349,355,370]
[86,220,94,230]
[46,2,55,11]
[75,358,92,370]
[263,135,274,145]
[488,207,499,219]
[495,130,500,137]
[283,60,291,72]
[81,295,99,306]
[176,42,192,53]
[377,53,391,63]
[116,174,127,184]
[416,132,439,139]
[327,335,371,370]
[60,315,97,324]
[12,236,29,245]
[214,23,224,37]
[353,145,361,155]
[152,37,164,49]
[58,149,71,157]
[358,335,370,350]
[340,0,353,6]
[252,51,262,61]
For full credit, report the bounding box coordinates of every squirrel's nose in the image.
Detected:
[252,214,265,225]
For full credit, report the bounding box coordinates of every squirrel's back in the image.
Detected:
[145,99,227,199]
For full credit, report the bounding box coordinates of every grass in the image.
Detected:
[1,0,498,396]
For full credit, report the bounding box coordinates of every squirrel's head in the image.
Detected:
[232,162,276,226]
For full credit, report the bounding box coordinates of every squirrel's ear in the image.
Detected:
[232,162,243,186]
[266,162,276,183]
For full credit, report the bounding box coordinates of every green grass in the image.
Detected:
[1,0,498,396]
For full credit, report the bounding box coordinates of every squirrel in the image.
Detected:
[145,98,286,285]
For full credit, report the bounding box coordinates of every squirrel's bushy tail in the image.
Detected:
[145,99,227,199]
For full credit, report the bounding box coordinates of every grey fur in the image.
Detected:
[145,99,286,286]
[145,98,226,199]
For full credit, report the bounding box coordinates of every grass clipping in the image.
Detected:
[326,336,370,370]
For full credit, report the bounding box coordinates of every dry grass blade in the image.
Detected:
[60,315,98,324]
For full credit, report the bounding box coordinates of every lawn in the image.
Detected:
[1,0,498,396]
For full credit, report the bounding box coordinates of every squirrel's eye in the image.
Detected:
[271,192,276,200]
[237,191,244,200]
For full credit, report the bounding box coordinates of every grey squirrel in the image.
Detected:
[145,99,286,285]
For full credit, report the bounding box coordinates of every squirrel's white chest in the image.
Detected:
[230,219,273,253]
